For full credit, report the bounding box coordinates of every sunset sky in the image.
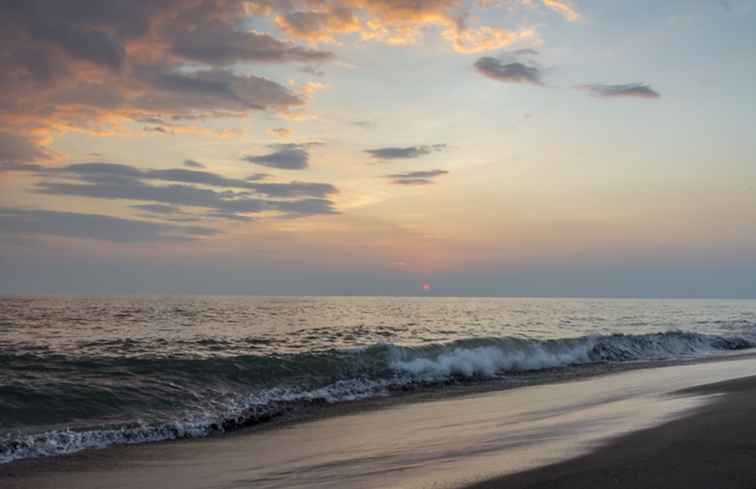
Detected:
[1,0,755,297]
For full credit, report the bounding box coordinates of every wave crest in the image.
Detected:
[1,330,752,464]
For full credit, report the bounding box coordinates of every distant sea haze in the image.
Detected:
[2,296,755,463]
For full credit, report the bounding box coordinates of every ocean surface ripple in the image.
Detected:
[1,296,755,464]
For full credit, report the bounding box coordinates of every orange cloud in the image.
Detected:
[275,6,361,43]
[0,0,332,164]
[444,25,536,53]
[271,0,540,53]
[542,0,580,21]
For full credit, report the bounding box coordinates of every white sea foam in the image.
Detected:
[389,332,752,378]
[391,342,596,377]
[2,331,752,464]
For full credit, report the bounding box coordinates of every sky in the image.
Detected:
[1,0,755,297]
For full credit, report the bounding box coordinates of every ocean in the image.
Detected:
[2,296,755,464]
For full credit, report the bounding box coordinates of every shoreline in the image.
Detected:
[3,352,756,489]
[2,350,756,470]
[465,374,756,489]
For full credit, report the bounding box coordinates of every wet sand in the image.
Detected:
[3,355,756,489]
[466,374,756,489]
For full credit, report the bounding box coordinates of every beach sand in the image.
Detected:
[466,374,756,489]
[3,355,756,489]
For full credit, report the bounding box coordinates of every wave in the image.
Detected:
[1,330,752,464]
[389,331,753,377]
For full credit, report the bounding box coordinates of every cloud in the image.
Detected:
[542,0,580,22]
[246,173,269,181]
[365,144,447,160]
[0,162,46,173]
[385,169,449,185]
[131,204,183,215]
[276,6,361,43]
[474,56,542,85]
[250,181,337,198]
[204,211,255,222]
[0,133,56,163]
[268,127,293,139]
[168,27,333,65]
[2,160,338,219]
[144,126,173,134]
[351,120,376,129]
[0,0,333,155]
[0,0,564,158]
[0,207,217,243]
[183,159,206,169]
[579,83,661,99]
[5,3,129,71]
[36,179,337,216]
[302,81,327,95]
[243,143,319,170]
[270,1,536,53]
[270,198,338,216]
[3,161,337,198]
[300,65,325,77]
[442,25,536,54]
[138,67,303,113]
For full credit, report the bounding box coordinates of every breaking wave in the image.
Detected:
[1,330,752,464]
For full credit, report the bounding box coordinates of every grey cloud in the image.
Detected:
[130,204,182,215]
[20,161,338,218]
[2,1,330,69]
[249,181,336,198]
[510,48,540,57]
[37,178,337,217]
[65,162,144,178]
[269,198,337,216]
[386,169,449,185]
[580,83,660,99]
[0,133,54,163]
[0,162,46,173]
[0,207,217,243]
[138,67,303,113]
[474,57,542,85]
[387,170,449,179]
[36,179,250,210]
[365,144,447,160]
[132,204,252,224]
[2,0,129,71]
[144,126,172,134]
[279,8,355,37]
[132,204,240,224]
[1,1,164,42]
[351,120,375,129]
[0,1,320,140]
[183,159,206,169]
[143,168,336,197]
[391,179,436,185]
[246,173,269,181]
[148,168,252,188]
[34,23,126,71]
[204,212,255,222]
[5,161,337,199]
[300,65,325,77]
[243,143,316,170]
[169,27,333,65]
[137,116,167,125]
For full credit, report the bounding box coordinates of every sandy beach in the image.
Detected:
[467,374,756,489]
[4,354,756,489]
